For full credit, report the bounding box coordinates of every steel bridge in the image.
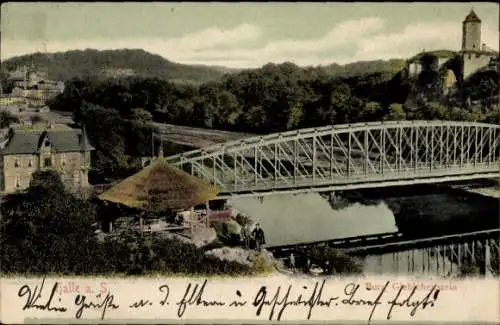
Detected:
[166,121,500,198]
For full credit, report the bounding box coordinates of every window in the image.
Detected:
[44,158,51,167]
[28,159,32,168]
[15,176,20,188]
[44,139,50,147]
[14,159,20,168]
[60,154,65,166]
[73,171,81,185]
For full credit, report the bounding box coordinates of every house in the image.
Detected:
[0,95,24,106]
[0,122,94,193]
[6,68,64,107]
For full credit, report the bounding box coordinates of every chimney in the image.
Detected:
[158,139,164,159]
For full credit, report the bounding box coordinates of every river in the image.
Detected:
[228,183,499,275]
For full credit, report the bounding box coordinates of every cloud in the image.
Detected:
[174,18,499,67]
[1,23,263,62]
[164,23,262,51]
[2,17,498,69]
[355,21,499,60]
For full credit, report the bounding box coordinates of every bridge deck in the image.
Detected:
[269,228,500,257]
[216,163,499,197]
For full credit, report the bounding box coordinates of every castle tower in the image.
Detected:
[462,9,481,51]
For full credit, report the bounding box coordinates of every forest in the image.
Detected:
[0,49,232,84]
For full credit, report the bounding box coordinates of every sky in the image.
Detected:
[1,2,499,68]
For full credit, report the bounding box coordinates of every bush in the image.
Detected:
[0,110,19,128]
[233,213,253,226]
[0,172,252,276]
[250,253,277,275]
[307,245,363,275]
[30,115,44,124]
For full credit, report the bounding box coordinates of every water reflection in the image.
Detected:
[229,193,398,247]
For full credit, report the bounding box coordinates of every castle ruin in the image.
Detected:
[405,9,498,84]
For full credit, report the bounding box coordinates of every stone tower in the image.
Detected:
[462,9,481,51]
[460,9,497,80]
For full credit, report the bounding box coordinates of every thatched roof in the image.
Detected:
[98,158,220,211]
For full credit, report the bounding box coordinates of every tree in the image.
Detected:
[29,169,66,194]
[358,101,382,122]
[386,103,406,120]
[0,70,14,94]
[0,170,98,274]
[0,111,19,128]
[423,101,449,120]
[215,90,241,127]
[320,82,352,124]
[30,115,45,124]
[308,245,363,275]
[286,103,304,130]
[130,108,153,123]
[81,105,129,180]
[478,78,498,109]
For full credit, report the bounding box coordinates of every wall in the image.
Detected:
[462,22,481,50]
[442,70,457,95]
[0,97,24,105]
[2,154,39,192]
[437,58,450,68]
[2,151,91,193]
[0,155,4,191]
[463,53,496,79]
[57,151,90,188]
[408,62,422,77]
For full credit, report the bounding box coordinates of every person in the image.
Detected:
[252,223,266,251]
[303,258,311,274]
[240,223,251,249]
[289,253,296,272]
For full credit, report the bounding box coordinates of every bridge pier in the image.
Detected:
[485,241,492,276]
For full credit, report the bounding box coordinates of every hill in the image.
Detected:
[320,59,406,78]
[0,49,232,84]
[408,49,457,63]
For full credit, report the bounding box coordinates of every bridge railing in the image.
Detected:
[166,120,500,165]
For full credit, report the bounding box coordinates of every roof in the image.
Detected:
[463,9,481,23]
[98,158,220,211]
[0,126,94,155]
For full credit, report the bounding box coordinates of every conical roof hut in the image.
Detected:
[98,158,220,212]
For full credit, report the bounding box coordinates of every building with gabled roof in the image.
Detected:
[0,121,94,193]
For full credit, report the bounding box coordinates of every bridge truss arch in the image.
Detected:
[166,121,500,198]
